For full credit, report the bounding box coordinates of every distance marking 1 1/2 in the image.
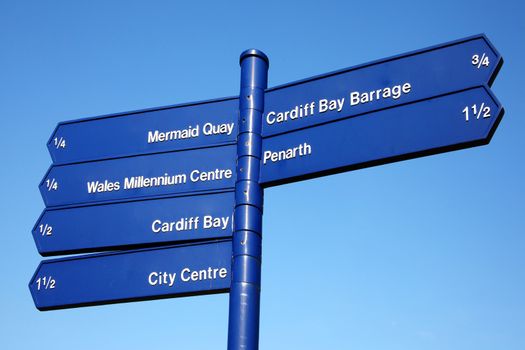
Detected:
[261,86,503,186]
[262,35,501,138]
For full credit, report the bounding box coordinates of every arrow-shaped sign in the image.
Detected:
[48,97,238,165]
[262,34,501,138]
[46,35,500,166]
[261,86,503,186]
[33,191,234,256]
[29,240,232,311]
[40,144,236,207]
[29,35,505,317]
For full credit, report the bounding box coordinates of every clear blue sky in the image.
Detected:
[1,1,524,349]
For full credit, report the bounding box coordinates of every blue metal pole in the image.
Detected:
[228,49,268,350]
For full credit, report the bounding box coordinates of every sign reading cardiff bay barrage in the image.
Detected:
[30,33,503,334]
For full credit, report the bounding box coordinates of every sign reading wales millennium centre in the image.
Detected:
[30,34,503,349]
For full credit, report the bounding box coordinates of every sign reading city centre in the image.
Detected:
[30,34,503,311]
[30,240,232,311]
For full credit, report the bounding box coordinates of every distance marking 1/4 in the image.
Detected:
[53,137,66,149]
[45,178,58,191]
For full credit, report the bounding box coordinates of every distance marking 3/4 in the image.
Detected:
[471,53,490,69]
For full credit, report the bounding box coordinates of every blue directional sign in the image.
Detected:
[33,191,234,256]
[40,144,236,207]
[261,86,503,185]
[262,34,501,138]
[30,35,505,345]
[48,97,238,165]
[29,240,232,310]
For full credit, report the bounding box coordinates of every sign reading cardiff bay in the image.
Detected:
[30,34,503,350]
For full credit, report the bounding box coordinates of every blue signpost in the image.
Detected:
[40,144,236,207]
[33,191,234,256]
[30,34,504,350]
[228,49,268,350]
[261,86,503,186]
[262,35,501,138]
[47,97,238,164]
[29,240,232,311]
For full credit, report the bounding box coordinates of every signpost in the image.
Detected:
[29,240,232,311]
[30,34,504,350]
[40,144,236,207]
[261,86,503,186]
[33,191,234,256]
[47,97,238,164]
[262,35,501,137]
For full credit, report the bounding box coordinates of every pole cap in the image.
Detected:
[240,49,269,66]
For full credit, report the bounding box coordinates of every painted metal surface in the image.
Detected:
[40,144,236,207]
[29,240,232,311]
[33,191,234,256]
[228,49,267,350]
[261,86,503,186]
[262,34,501,138]
[29,35,504,350]
[48,97,238,165]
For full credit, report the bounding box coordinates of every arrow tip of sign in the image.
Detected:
[28,261,45,305]
[31,210,47,255]
[488,55,504,88]
[486,105,505,145]
[46,123,63,163]
[479,33,502,57]
[476,33,504,87]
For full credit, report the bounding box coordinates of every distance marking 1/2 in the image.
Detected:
[33,191,235,256]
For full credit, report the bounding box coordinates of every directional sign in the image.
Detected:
[262,34,501,138]
[29,240,232,310]
[40,144,236,207]
[29,35,505,330]
[33,191,234,256]
[261,86,503,185]
[48,97,238,165]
